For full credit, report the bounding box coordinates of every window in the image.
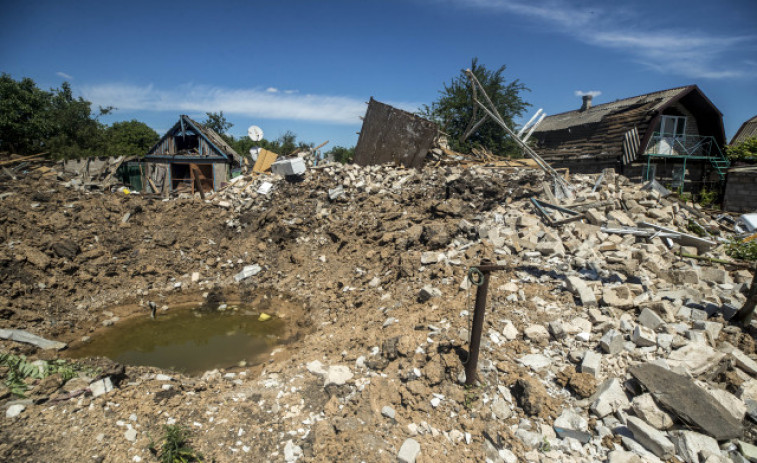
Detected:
[660,115,686,138]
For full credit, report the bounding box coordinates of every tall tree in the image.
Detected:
[203,111,232,135]
[0,74,52,155]
[45,82,111,159]
[420,58,529,156]
[104,120,159,158]
[0,74,111,158]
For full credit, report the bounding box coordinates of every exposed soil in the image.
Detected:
[0,163,754,462]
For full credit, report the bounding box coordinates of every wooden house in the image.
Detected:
[531,86,729,190]
[141,115,242,194]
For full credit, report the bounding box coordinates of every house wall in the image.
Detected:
[213,163,228,191]
[723,169,757,212]
[624,160,709,192]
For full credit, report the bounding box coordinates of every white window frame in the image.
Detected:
[660,115,687,138]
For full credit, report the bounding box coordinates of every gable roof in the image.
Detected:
[147,115,241,164]
[731,115,757,145]
[532,85,725,163]
[535,86,693,133]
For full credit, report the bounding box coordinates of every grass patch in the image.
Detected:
[149,425,204,463]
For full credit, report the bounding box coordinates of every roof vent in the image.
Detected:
[581,95,593,111]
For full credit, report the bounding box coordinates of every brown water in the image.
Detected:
[66,306,285,375]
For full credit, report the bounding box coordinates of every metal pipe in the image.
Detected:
[465,260,506,386]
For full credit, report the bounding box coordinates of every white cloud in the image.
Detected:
[575,90,601,98]
[265,87,279,93]
[56,71,73,80]
[441,0,756,79]
[78,83,414,125]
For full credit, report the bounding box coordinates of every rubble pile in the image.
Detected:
[0,160,755,462]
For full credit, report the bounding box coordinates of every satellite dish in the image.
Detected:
[247,125,264,141]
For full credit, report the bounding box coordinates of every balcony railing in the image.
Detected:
[643,133,723,159]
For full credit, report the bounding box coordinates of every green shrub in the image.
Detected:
[726,239,757,262]
[149,425,204,463]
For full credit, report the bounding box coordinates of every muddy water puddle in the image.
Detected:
[66,304,287,375]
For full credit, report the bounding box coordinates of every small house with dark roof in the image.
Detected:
[730,115,757,146]
[531,85,729,190]
[140,115,242,195]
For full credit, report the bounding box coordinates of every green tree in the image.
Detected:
[0,74,112,159]
[45,82,111,159]
[328,145,355,164]
[203,111,232,135]
[726,136,757,161]
[0,74,52,155]
[104,120,159,158]
[420,58,529,156]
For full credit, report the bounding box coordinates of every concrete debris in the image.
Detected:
[580,350,602,377]
[599,329,624,355]
[89,377,114,398]
[626,415,675,459]
[632,325,657,347]
[591,378,630,418]
[398,438,421,463]
[6,404,25,418]
[566,276,597,307]
[271,158,306,176]
[323,365,353,386]
[631,393,674,430]
[672,430,721,463]
[629,363,743,440]
[667,343,725,376]
[233,264,262,282]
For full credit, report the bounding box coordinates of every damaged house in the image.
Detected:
[531,85,729,191]
[140,115,242,194]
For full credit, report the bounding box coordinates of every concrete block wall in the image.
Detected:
[722,169,757,212]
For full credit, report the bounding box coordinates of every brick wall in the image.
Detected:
[723,168,757,212]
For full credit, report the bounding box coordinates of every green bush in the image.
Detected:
[149,425,204,463]
[726,239,757,262]
[726,136,757,161]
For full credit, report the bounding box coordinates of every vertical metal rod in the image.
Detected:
[465,260,506,386]
[465,268,491,386]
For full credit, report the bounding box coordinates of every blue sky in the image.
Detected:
[2,0,756,150]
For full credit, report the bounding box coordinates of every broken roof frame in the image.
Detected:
[464,69,574,199]
[530,198,584,226]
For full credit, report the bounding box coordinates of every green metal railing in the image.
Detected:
[642,133,730,182]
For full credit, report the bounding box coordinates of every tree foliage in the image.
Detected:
[224,129,313,159]
[0,73,130,159]
[328,145,355,164]
[726,136,757,161]
[104,120,159,158]
[202,111,232,135]
[0,74,49,155]
[420,58,530,156]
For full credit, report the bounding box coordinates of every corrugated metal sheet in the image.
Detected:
[354,98,438,169]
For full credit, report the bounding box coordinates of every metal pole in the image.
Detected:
[465,260,506,386]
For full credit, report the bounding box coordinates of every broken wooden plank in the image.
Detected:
[253,148,278,173]
[629,363,742,440]
[189,164,206,200]
[0,152,48,166]
[0,328,67,350]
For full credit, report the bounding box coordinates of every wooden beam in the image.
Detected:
[189,164,206,200]
[0,152,48,166]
